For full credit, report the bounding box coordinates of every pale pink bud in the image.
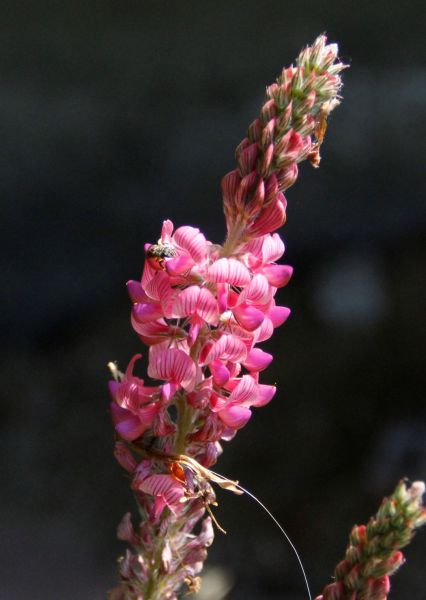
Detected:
[114,442,137,472]
[117,512,138,544]
[247,196,286,237]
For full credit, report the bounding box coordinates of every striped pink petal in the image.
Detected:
[238,273,271,305]
[148,347,196,390]
[173,226,208,263]
[144,271,173,302]
[173,286,219,324]
[262,264,293,287]
[218,405,252,429]
[131,316,170,345]
[261,233,285,263]
[242,348,273,372]
[247,196,286,237]
[233,303,265,331]
[253,316,274,342]
[206,258,251,286]
[139,474,185,517]
[228,374,258,406]
[200,334,247,365]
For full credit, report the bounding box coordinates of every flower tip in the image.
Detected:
[408,480,425,502]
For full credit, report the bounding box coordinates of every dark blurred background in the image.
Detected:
[1,1,425,598]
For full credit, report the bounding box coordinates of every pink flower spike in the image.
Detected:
[262,264,293,287]
[243,348,273,372]
[206,258,251,286]
[218,404,252,429]
[233,303,265,331]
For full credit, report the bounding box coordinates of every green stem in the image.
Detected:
[221,217,247,257]
[174,394,193,455]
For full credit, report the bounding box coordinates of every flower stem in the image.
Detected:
[175,394,193,455]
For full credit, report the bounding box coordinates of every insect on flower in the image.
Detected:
[145,242,176,270]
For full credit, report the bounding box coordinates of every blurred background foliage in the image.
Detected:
[1,1,425,598]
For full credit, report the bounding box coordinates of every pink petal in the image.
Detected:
[161,382,178,403]
[114,442,137,473]
[209,359,230,386]
[139,474,185,516]
[165,255,195,275]
[173,286,218,324]
[148,347,196,391]
[253,384,276,407]
[127,280,146,303]
[238,273,271,304]
[200,334,247,365]
[216,283,229,312]
[242,348,273,372]
[144,271,173,302]
[233,303,265,331]
[247,196,286,236]
[206,258,251,286]
[218,405,252,429]
[161,220,174,243]
[262,264,293,287]
[131,316,170,345]
[254,316,274,342]
[268,305,291,328]
[173,226,208,263]
[228,374,258,406]
[132,302,164,323]
[110,403,146,441]
[261,233,285,263]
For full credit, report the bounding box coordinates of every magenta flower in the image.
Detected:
[108,35,348,600]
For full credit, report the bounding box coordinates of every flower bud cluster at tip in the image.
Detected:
[314,480,426,600]
[221,34,347,253]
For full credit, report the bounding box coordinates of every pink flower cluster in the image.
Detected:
[110,216,291,467]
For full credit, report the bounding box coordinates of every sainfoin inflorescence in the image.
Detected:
[107,35,423,600]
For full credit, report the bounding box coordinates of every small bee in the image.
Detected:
[145,242,176,271]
